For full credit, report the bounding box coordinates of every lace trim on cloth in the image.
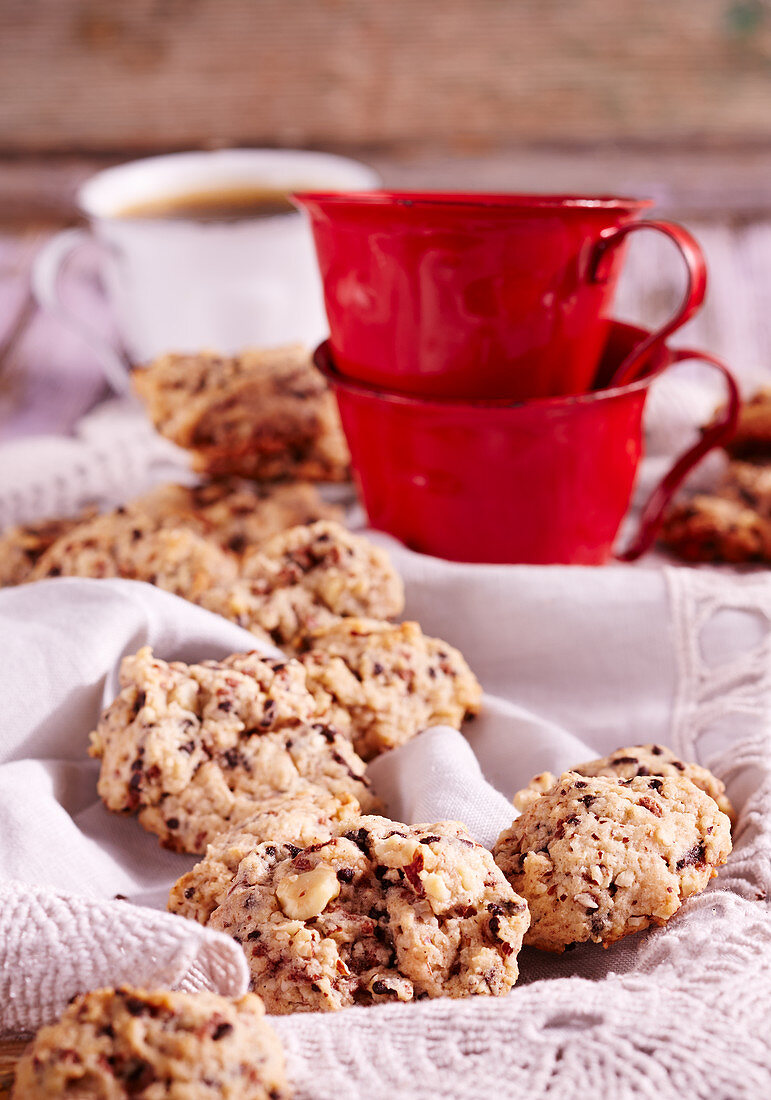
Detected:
[0,399,191,529]
[272,569,771,1100]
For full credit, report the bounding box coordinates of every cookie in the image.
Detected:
[90,646,377,853]
[131,478,343,556]
[297,618,483,760]
[494,772,732,952]
[207,815,529,1013]
[659,494,771,564]
[513,743,734,820]
[0,509,97,586]
[169,790,361,924]
[723,387,771,460]
[201,521,405,647]
[12,987,289,1099]
[715,459,771,520]
[132,345,350,481]
[27,510,240,596]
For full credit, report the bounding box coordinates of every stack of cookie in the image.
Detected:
[661,387,771,564]
[4,348,736,1096]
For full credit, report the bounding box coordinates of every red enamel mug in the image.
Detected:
[314,322,739,565]
[295,191,707,402]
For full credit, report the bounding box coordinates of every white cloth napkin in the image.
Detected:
[1,563,770,1099]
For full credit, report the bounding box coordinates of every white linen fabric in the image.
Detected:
[0,562,769,1099]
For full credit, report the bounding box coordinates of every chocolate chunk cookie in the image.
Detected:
[207,816,529,1013]
[514,743,734,820]
[12,987,289,1099]
[169,790,362,924]
[659,494,771,564]
[297,618,483,760]
[133,345,350,481]
[90,646,377,853]
[201,521,405,647]
[494,772,731,952]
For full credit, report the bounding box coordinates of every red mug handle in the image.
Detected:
[591,220,708,388]
[617,348,740,562]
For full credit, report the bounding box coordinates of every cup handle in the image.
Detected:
[591,219,708,388]
[616,348,740,562]
[31,227,133,395]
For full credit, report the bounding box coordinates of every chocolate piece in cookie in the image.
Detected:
[659,494,771,564]
[715,460,771,521]
[133,345,350,481]
[513,743,734,820]
[201,521,405,647]
[133,478,344,555]
[90,646,377,853]
[297,617,483,760]
[208,816,529,1013]
[169,790,361,923]
[495,771,731,953]
[12,987,289,1100]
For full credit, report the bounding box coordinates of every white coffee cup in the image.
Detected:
[32,149,379,394]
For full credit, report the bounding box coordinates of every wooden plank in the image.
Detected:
[1,0,771,153]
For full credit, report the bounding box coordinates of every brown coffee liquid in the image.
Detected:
[115,186,296,221]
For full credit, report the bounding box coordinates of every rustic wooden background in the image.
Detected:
[1,0,771,223]
[2,0,771,153]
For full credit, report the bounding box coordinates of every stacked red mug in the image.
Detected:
[293,191,740,564]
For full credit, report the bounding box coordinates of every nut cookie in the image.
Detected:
[297,618,483,760]
[90,646,377,853]
[169,790,362,923]
[201,521,405,647]
[132,478,343,555]
[494,772,732,953]
[208,816,530,1013]
[12,986,289,1100]
[133,345,350,481]
[659,494,771,564]
[513,743,734,820]
[0,509,97,586]
[723,386,771,460]
[28,510,240,596]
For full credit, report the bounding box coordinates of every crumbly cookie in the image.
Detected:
[296,618,483,760]
[132,345,350,481]
[208,815,529,1014]
[659,494,771,564]
[201,521,405,647]
[132,479,343,555]
[12,987,289,1100]
[0,509,97,586]
[723,387,771,459]
[513,743,734,820]
[90,646,377,853]
[169,790,362,923]
[27,510,240,596]
[715,460,771,520]
[494,772,732,953]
